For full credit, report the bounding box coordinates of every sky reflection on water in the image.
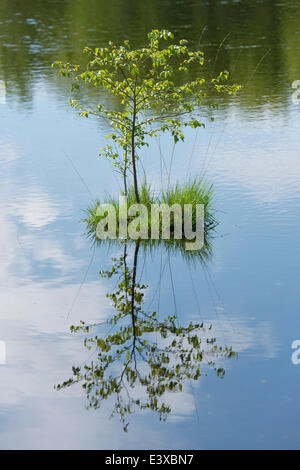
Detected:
[0,0,300,449]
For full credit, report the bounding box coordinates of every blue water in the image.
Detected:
[0,0,300,449]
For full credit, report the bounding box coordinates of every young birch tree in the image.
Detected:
[52,29,239,202]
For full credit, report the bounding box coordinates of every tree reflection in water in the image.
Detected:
[56,241,236,431]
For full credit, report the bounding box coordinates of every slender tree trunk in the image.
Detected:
[131,241,140,351]
[123,242,128,302]
[123,150,128,196]
[123,172,127,196]
[131,105,140,203]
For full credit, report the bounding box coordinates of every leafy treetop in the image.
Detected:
[52,29,240,201]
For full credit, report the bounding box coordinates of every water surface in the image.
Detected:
[0,0,300,449]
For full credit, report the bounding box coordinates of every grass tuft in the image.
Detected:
[83,178,217,249]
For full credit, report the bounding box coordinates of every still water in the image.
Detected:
[0,0,300,449]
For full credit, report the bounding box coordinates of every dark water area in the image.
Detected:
[0,0,300,449]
